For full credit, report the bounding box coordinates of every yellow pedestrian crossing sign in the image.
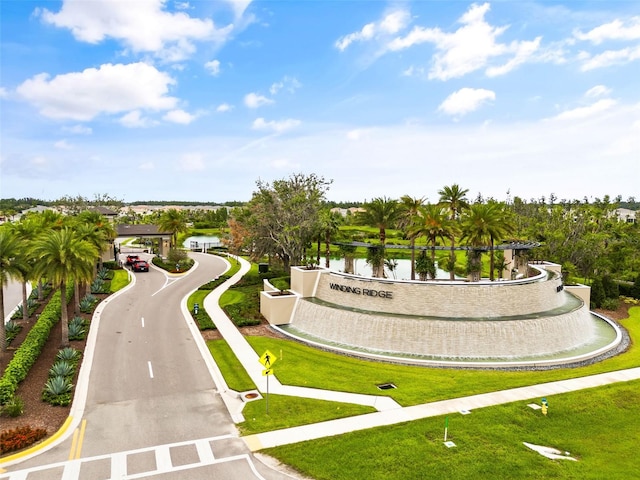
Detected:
[259,350,277,367]
[262,368,274,376]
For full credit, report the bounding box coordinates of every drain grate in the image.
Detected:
[376,383,397,390]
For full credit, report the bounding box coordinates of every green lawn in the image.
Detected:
[109,269,130,292]
[265,379,640,480]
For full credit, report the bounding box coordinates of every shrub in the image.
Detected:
[0,286,72,406]
[68,316,87,341]
[5,321,22,345]
[590,277,606,308]
[11,298,39,320]
[49,360,74,378]
[79,294,98,313]
[91,278,108,294]
[42,376,73,406]
[601,297,620,311]
[1,396,24,418]
[57,347,81,364]
[0,426,47,454]
[193,310,216,330]
[96,267,110,280]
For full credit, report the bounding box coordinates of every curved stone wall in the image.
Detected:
[313,268,563,319]
[291,299,595,358]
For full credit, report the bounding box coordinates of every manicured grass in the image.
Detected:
[239,395,375,435]
[109,269,130,292]
[206,339,255,392]
[187,289,210,312]
[219,290,245,307]
[265,379,640,480]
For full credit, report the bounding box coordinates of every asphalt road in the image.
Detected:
[1,252,297,480]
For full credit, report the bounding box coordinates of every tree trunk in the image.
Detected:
[0,285,6,351]
[60,280,69,348]
[449,238,456,280]
[410,239,416,280]
[22,281,28,322]
[489,237,495,281]
[74,281,80,316]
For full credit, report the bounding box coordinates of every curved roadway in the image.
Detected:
[1,252,297,480]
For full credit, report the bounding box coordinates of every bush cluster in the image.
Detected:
[0,286,72,406]
[0,426,47,454]
[41,348,81,407]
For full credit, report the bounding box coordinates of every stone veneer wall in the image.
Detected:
[291,300,595,358]
[312,268,563,319]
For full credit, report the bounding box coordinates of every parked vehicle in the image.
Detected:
[132,260,150,272]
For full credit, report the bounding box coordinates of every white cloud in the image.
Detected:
[178,152,205,171]
[175,2,191,10]
[244,92,274,108]
[551,98,617,121]
[335,9,410,51]
[252,117,301,132]
[0,87,7,98]
[401,65,425,77]
[574,17,640,44]
[17,62,177,121]
[119,110,154,128]
[387,3,540,80]
[270,76,302,95]
[585,85,612,98]
[346,129,370,140]
[163,109,196,124]
[62,124,92,135]
[579,45,640,71]
[54,139,73,150]
[438,88,496,116]
[205,59,221,76]
[225,0,253,19]
[38,0,232,61]
[216,103,233,112]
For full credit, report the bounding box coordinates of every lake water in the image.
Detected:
[183,236,222,249]
[322,257,453,280]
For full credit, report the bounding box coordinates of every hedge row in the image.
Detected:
[0,285,73,406]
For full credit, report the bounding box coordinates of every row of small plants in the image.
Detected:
[5,283,55,347]
[90,267,114,294]
[41,348,81,407]
[0,285,73,406]
[10,283,53,321]
[190,277,232,330]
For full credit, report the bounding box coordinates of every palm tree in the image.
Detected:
[0,228,26,351]
[399,195,426,280]
[76,210,117,270]
[461,202,515,281]
[31,228,97,347]
[318,209,342,268]
[357,197,401,277]
[438,184,470,280]
[8,219,40,322]
[411,204,449,279]
[157,209,188,248]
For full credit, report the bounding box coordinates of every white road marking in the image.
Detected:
[141,317,145,328]
[148,361,154,379]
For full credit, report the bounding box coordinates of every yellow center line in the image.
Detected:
[75,419,87,459]
[68,419,87,460]
[68,428,79,461]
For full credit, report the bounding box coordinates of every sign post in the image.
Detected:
[259,350,277,415]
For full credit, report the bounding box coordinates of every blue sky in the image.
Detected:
[1,1,639,203]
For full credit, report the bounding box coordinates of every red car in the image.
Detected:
[126,254,140,265]
[132,260,150,272]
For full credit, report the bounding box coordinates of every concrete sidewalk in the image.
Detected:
[203,256,640,452]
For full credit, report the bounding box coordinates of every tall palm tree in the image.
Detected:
[31,228,97,347]
[157,209,188,248]
[357,197,401,277]
[76,210,117,270]
[411,204,450,279]
[317,209,342,268]
[438,184,470,280]
[399,195,426,280]
[8,219,40,322]
[461,202,516,281]
[0,228,26,351]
